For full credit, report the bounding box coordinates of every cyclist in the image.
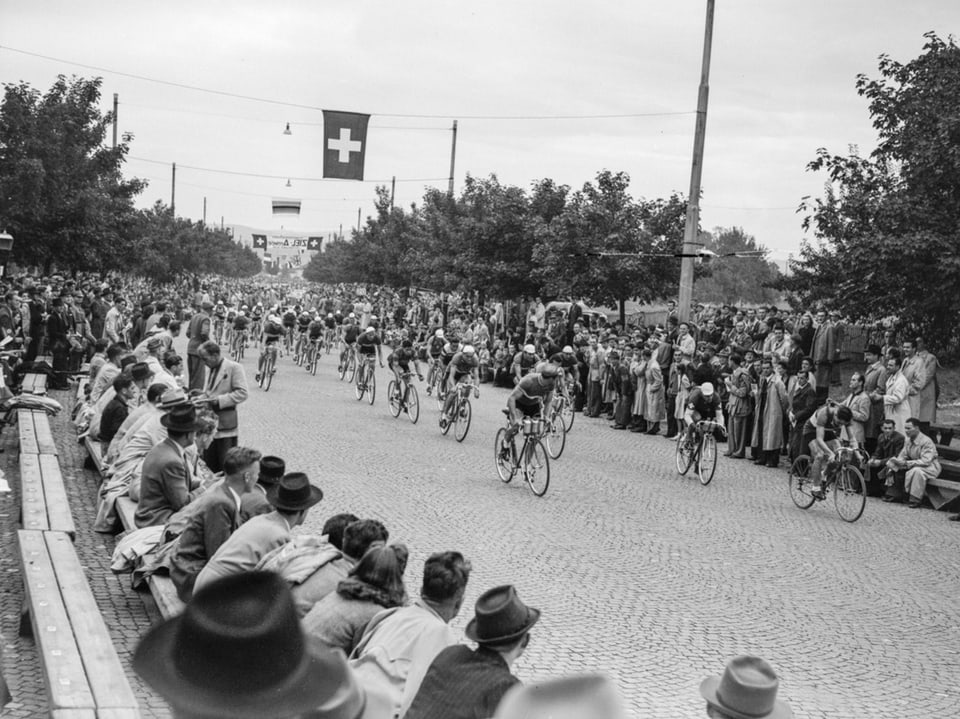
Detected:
[232,309,250,353]
[503,363,560,448]
[323,312,337,347]
[212,301,227,342]
[256,312,284,383]
[356,325,384,373]
[425,329,446,394]
[683,382,725,448]
[803,401,855,496]
[438,336,461,382]
[224,304,237,347]
[304,312,325,370]
[545,345,580,399]
[250,303,264,345]
[441,344,480,426]
[281,306,297,348]
[339,318,361,372]
[512,343,540,384]
[387,338,424,390]
[294,309,312,361]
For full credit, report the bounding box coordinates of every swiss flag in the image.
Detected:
[323,110,369,181]
[307,237,322,250]
[252,234,267,249]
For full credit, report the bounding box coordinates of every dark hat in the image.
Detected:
[146,336,164,352]
[465,585,540,645]
[258,456,286,486]
[700,656,792,719]
[866,344,882,356]
[119,355,136,371]
[266,472,323,512]
[160,405,204,432]
[130,362,153,382]
[133,572,366,719]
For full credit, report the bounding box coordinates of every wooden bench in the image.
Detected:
[936,444,960,462]
[18,529,141,718]
[19,408,59,455]
[115,497,185,619]
[21,372,48,395]
[20,453,76,540]
[84,436,105,475]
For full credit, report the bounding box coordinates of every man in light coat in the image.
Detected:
[914,336,938,435]
[197,340,248,473]
[900,339,927,420]
[887,417,941,508]
[878,354,911,434]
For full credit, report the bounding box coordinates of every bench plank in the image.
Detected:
[17,530,96,711]
[18,409,40,454]
[50,710,97,719]
[115,497,137,533]
[20,453,50,532]
[927,477,960,511]
[84,436,105,475]
[40,454,76,540]
[45,532,140,714]
[34,411,59,454]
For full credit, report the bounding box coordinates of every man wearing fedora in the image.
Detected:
[404,584,540,719]
[194,472,323,592]
[135,404,206,528]
[240,455,285,522]
[186,300,212,391]
[197,340,248,473]
[134,571,367,719]
[700,655,792,718]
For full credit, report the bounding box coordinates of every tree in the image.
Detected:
[696,227,782,305]
[0,75,145,273]
[782,33,960,353]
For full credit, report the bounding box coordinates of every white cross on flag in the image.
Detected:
[322,110,370,181]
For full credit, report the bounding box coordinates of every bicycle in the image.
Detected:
[304,338,321,375]
[293,331,309,366]
[230,330,247,362]
[789,445,867,522]
[494,412,550,497]
[257,343,278,391]
[675,419,724,485]
[354,355,377,405]
[388,371,420,424]
[250,318,263,347]
[213,317,225,345]
[439,381,477,442]
[283,325,296,355]
[554,380,576,432]
[323,327,336,354]
[338,344,358,383]
[426,358,446,408]
[543,396,567,459]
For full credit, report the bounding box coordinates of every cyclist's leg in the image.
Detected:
[442,375,457,417]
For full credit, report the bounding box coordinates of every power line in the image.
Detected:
[0,44,696,120]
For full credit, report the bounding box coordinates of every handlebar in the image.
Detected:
[696,420,727,435]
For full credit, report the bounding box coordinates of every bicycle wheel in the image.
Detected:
[834,466,866,522]
[524,440,550,497]
[439,399,452,435]
[405,384,420,424]
[258,360,267,389]
[338,353,347,381]
[495,428,515,483]
[388,381,401,417]
[434,377,445,410]
[675,434,694,475]
[545,419,566,459]
[788,455,816,509]
[561,400,575,432]
[264,356,274,391]
[347,355,358,383]
[310,347,319,375]
[698,434,718,485]
[355,365,365,401]
[367,370,376,405]
[454,398,472,442]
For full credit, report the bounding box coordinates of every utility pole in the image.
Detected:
[448,120,458,196]
[203,197,207,227]
[357,207,361,233]
[170,162,177,215]
[112,93,118,149]
[390,176,396,209]
[677,0,715,323]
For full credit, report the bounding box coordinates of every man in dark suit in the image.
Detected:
[186,300,212,391]
[45,296,71,385]
[135,405,204,528]
[197,340,249,473]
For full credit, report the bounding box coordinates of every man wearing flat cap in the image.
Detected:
[404,584,539,719]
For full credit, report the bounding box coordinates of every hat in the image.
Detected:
[258,456,286,486]
[562,345,574,355]
[201,300,214,310]
[266,472,324,512]
[130,362,153,382]
[866,344,882,356]
[133,572,366,719]
[523,344,536,354]
[465,585,540,645]
[700,656,792,719]
[701,382,715,397]
[493,674,627,719]
[146,337,164,352]
[160,405,204,432]
[157,387,190,409]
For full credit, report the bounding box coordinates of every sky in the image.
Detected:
[2,1,958,265]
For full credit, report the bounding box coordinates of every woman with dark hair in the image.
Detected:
[302,543,409,655]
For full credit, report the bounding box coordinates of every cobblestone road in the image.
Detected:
[241,349,960,719]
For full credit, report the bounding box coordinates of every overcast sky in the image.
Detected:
[2,1,958,263]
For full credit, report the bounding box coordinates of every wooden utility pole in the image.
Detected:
[112,93,118,149]
[390,176,396,209]
[171,162,176,215]
[677,0,715,323]
[448,120,458,196]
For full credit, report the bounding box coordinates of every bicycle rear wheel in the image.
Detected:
[264,356,274,391]
[789,455,816,509]
[367,370,376,405]
[347,355,357,383]
[545,419,566,459]
[698,434,718,485]
[834,466,866,522]
[434,376,445,410]
[454,398,471,442]
[338,354,347,381]
[355,365,366,400]
[561,400,575,432]
[387,380,401,417]
[439,401,452,435]
[675,434,694,475]
[524,440,550,497]
[310,347,318,375]
[495,428,515,483]
[406,384,420,424]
